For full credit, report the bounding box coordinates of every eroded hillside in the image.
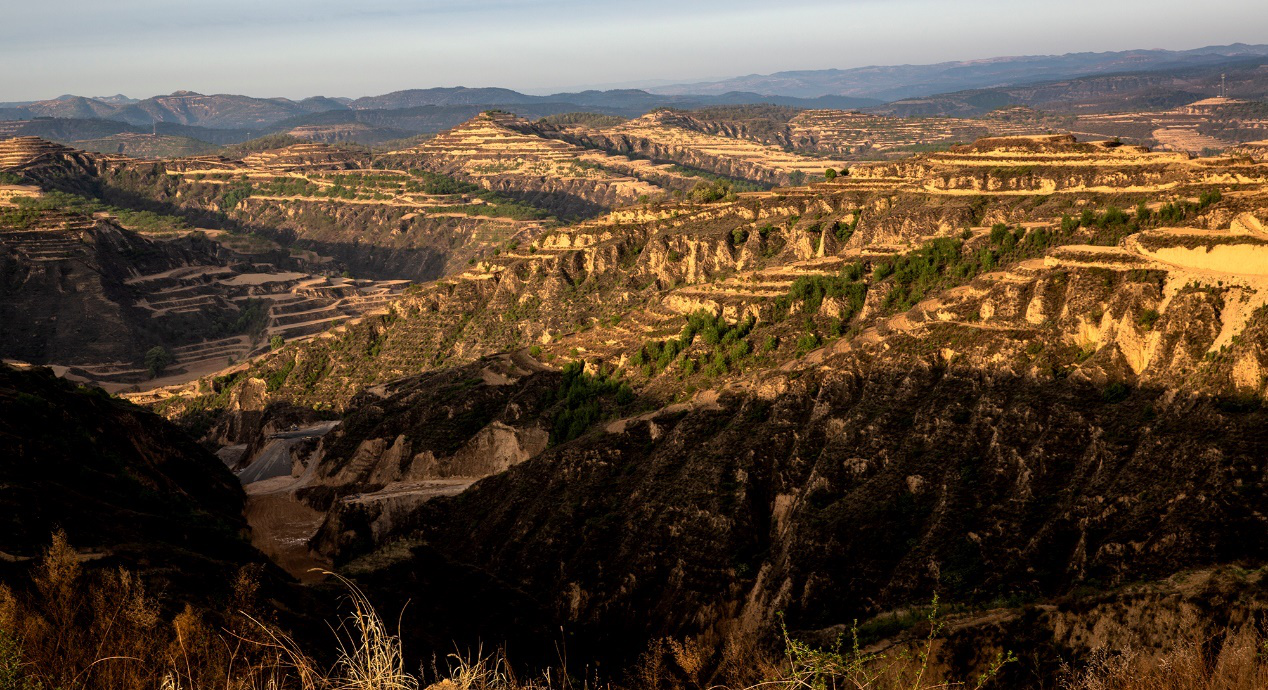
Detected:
[124,130,1268,682]
[8,121,1268,684]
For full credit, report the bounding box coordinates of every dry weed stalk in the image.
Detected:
[1059,624,1268,690]
[321,570,418,690]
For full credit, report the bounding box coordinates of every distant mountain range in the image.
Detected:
[0,87,879,132]
[3,43,1268,151]
[650,44,1268,100]
[874,55,1268,117]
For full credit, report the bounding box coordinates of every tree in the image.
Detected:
[144,346,173,378]
[788,170,807,186]
[270,335,285,350]
[689,179,733,204]
[824,168,838,181]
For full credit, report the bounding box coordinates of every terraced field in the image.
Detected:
[378,111,702,215]
[787,107,1059,156]
[1073,97,1268,152]
[576,110,854,183]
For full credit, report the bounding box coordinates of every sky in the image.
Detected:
[3,0,1267,102]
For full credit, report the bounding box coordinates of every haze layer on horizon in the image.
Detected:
[4,0,1266,102]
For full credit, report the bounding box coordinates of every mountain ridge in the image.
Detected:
[650,43,1268,100]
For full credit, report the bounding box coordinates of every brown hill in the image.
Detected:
[131,131,1268,683]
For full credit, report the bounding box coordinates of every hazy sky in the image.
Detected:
[3,0,1266,101]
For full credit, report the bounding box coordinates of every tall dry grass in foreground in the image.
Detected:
[1058,625,1268,690]
[4,533,1268,689]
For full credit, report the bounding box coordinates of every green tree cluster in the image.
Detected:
[549,361,632,444]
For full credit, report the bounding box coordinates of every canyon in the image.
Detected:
[4,85,1268,688]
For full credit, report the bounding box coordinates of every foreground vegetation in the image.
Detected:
[4,533,1267,689]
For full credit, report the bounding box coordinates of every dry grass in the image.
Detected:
[5,533,1268,689]
[1059,625,1268,690]
[0,533,565,690]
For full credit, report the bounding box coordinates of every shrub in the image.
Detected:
[689,179,734,204]
[833,221,852,243]
[824,168,838,181]
[550,361,629,444]
[269,335,285,350]
[795,331,821,355]
[989,223,1008,244]
[776,275,867,321]
[265,358,295,392]
[1138,308,1160,331]
[144,346,173,378]
[219,182,253,211]
[1103,206,1129,227]
[732,227,750,246]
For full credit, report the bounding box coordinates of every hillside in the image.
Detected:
[124,130,1268,683]
[9,104,1268,683]
[0,363,259,593]
[0,138,416,389]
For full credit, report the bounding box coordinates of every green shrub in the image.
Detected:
[689,179,735,204]
[1138,308,1161,331]
[144,346,173,378]
[220,182,254,211]
[795,332,821,355]
[989,223,1010,245]
[550,361,629,444]
[775,275,867,321]
[265,358,296,392]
